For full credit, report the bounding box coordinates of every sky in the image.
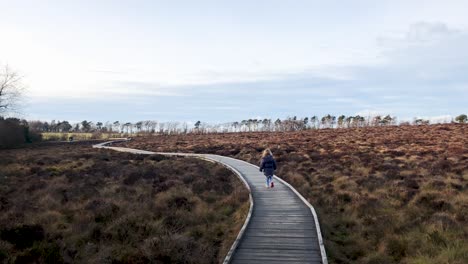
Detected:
[0,0,467,123]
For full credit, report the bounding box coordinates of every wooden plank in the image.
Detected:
[207,155,326,263]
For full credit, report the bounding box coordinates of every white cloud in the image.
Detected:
[406,22,459,42]
[2,2,467,122]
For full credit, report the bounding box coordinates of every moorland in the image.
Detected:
[0,142,249,263]
[120,123,468,264]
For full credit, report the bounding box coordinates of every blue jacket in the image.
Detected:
[259,155,277,176]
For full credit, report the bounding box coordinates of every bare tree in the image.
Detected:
[0,65,25,114]
[149,120,158,133]
[166,121,179,134]
[181,122,189,134]
[158,122,166,134]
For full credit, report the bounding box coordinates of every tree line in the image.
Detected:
[2,64,466,148]
[1,64,467,137]
[26,114,467,135]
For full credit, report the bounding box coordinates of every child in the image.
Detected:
[259,148,277,188]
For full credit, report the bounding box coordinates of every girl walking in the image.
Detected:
[259,148,277,188]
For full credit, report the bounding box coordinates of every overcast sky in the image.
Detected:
[1,0,467,123]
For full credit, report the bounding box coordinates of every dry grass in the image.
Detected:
[120,123,468,264]
[0,144,249,263]
[41,133,122,141]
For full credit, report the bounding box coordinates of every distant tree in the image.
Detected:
[113,121,120,132]
[43,121,50,132]
[321,116,327,128]
[274,118,282,131]
[357,116,366,127]
[50,120,57,132]
[252,119,258,131]
[414,118,429,125]
[81,120,92,132]
[135,121,143,132]
[321,114,335,128]
[455,114,467,123]
[345,116,353,128]
[310,116,318,129]
[142,120,150,132]
[28,121,44,132]
[350,115,365,127]
[0,65,25,114]
[96,122,103,130]
[181,122,189,134]
[240,120,247,131]
[232,121,239,132]
[104,121,112,132]
[166,122,179,134]
[330,115,336,128]
[142,120,157,133]
[150,121,158,133]
[303,117,309,128]
[337,115,346,128]
[58,121,72,132]
[123,122,132,134]
[194,121,201,129]
[158,122,166,134]
[372,115,382,126]
[261,119,270,131]
[247,119,253,131]
[382,115,393,126]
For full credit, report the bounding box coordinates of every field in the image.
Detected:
[120,124,468,264]
[41,133,123,141]
[0,143,249,263]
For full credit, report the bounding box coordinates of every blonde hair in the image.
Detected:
[262,148,273,158]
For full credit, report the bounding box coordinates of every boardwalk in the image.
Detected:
[93,141,327,264]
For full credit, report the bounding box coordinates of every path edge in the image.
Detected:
[92,140,254,264]
[219,155,329,264]
[273,176,328,264]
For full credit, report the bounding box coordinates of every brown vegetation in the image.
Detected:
[120,123,468,264]
[0,143,249,263]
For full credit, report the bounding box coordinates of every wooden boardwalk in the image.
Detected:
[93,141,327,264]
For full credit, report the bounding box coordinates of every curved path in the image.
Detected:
[93,140,327,264]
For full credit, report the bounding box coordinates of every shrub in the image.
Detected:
[385,236,408,261]
[363,253,396,264]
[0,224,44,249]
[0,118,24,148]
[0,118,42,148]
[0,144,248,263]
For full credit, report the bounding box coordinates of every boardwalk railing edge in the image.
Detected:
[92,140,254,264]
[274,176,328,264]
[219,156,329,264]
